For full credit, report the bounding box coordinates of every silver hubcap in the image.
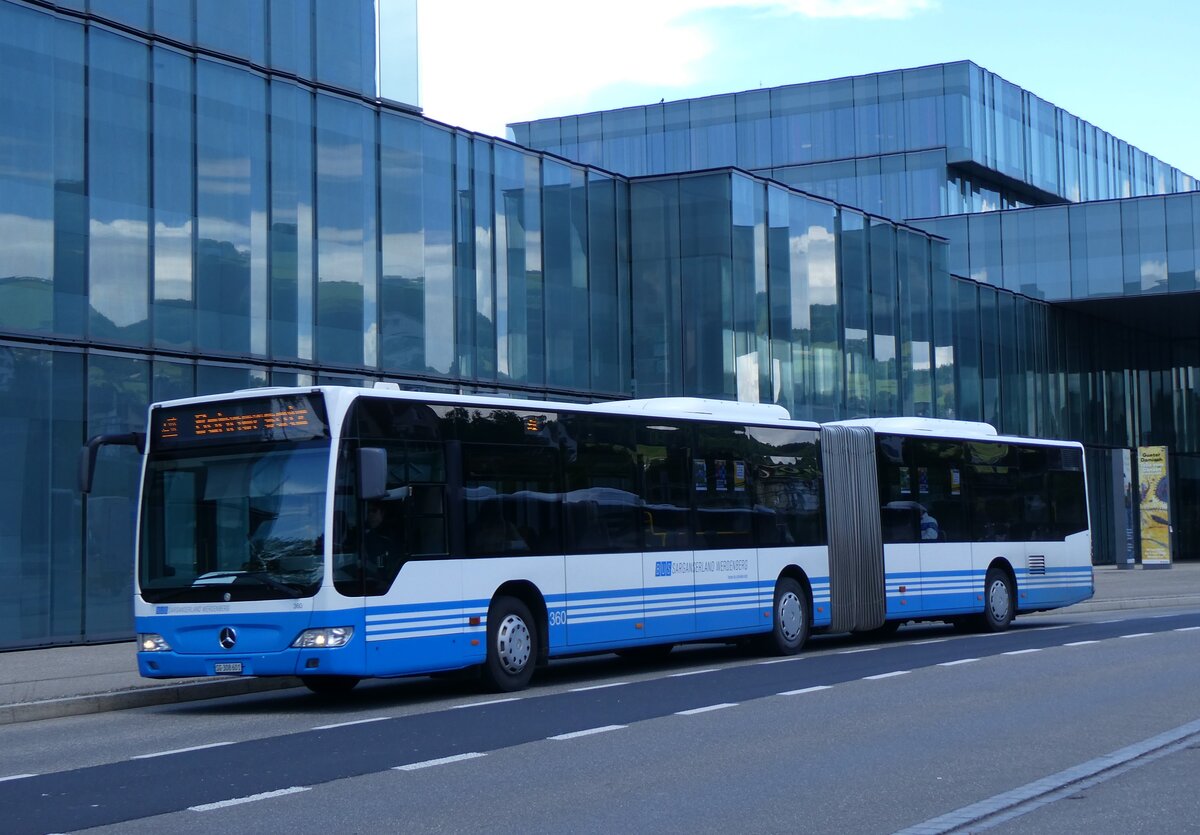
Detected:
[496,613,532,675]
[988,578,1010,622]
[778,591,803,642]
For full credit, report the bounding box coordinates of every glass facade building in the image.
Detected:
[1,3,1196,649]
[511,61,1196,222]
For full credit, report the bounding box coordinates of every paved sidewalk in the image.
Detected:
[2,563,1199,726]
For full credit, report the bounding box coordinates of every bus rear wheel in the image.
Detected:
[301,675,360,696]
[760,577,809,655]
[482,596,537,692]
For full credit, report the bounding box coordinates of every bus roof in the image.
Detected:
[150,386,820,430]
[829,417,1082,448]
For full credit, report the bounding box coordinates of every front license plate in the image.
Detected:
[214,662,243,674]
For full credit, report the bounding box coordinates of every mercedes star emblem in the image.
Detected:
[219,627,238,650]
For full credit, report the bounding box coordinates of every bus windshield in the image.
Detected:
[139,443,329,603]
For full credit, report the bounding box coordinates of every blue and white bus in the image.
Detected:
[80,386,1093,694]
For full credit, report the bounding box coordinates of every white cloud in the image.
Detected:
[413,0,935,138]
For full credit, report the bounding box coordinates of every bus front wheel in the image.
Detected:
[762,577,809,655]
[982,567,1015,632]
[482,596,537,692]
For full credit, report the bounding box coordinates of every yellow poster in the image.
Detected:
[1137,446,1171,566]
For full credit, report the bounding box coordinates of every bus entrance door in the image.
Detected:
[642,547,695,638]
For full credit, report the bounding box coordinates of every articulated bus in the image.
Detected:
[80,386,1093,694]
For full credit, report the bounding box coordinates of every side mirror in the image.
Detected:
[79,432,146,493]
[358,447,388,501]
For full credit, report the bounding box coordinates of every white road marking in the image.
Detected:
[1120,632,1153,639]
[0,774,36,782]
[549,725,626,740]
[1034,624,1071,631]
[911,638,949,646]
[757,657,801,665]
[1097,619,1123,624]
[668,668,718,677]
[838,647,879,654]
[1176,626,1200,632]
[311,717,390,731]
[778,685,832,696]
[569,681,629,692]
[189,787,310,812]
[676,703,738,716]
[132,741,235,760]
[1064,640,1100,646]
[1003,648,1042,656]
[394,752,486,771]
[864,670,909,680]
[449,697,519,710]
[938,658,979,666]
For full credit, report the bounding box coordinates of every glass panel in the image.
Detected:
[153,0,193,43]
[196,60,268,356]
[268,0,312,77]
[86,354,149,638]
[588,173,620,393]
[196,0,266,65]
[315,94,376,367]
[0,7,85,337]
[0,346,85,646]
[469,141,495,382]
[153,47,194,350]
[90,0,149,30]
[88,30,150,347]
[680,174,732,399]
[1166,195,1197,294]
[802,197,840,421]
[840,210,869,417]
[314,0,375,94]
[269,80,315,360]
[542,161,589,390]
[631,179,682,397]
[870,219,898,416]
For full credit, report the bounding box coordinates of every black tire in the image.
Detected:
[981,566,1015,632]
[615,643,674,664]
[481,596,537,692]
[301,675,360,696]
[761,577,810,655]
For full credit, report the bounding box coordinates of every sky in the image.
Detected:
[404,0,1200,178]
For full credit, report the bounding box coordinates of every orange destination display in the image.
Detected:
[151,394,328,449]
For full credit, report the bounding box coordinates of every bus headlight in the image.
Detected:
[292,627,354,648]
[138,633,171,652]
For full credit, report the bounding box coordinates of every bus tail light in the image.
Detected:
[292,627,354,648]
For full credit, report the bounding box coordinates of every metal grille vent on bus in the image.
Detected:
[1027,555,1046,576]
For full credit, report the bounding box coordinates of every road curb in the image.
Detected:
[0,676,302,727]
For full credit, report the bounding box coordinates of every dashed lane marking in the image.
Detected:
[676,703,738,716]
[778,685,832,696]
[132,742,235,760]
[311,717,390,731]
[394,752,486,771]
[549,725,626,740]
[189,787,310,812]
[569,681,630,693]
[864,671,910,680]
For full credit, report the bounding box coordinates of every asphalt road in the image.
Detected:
[3,608,1200,834]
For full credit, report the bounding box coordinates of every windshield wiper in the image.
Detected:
[197,571,303,598]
